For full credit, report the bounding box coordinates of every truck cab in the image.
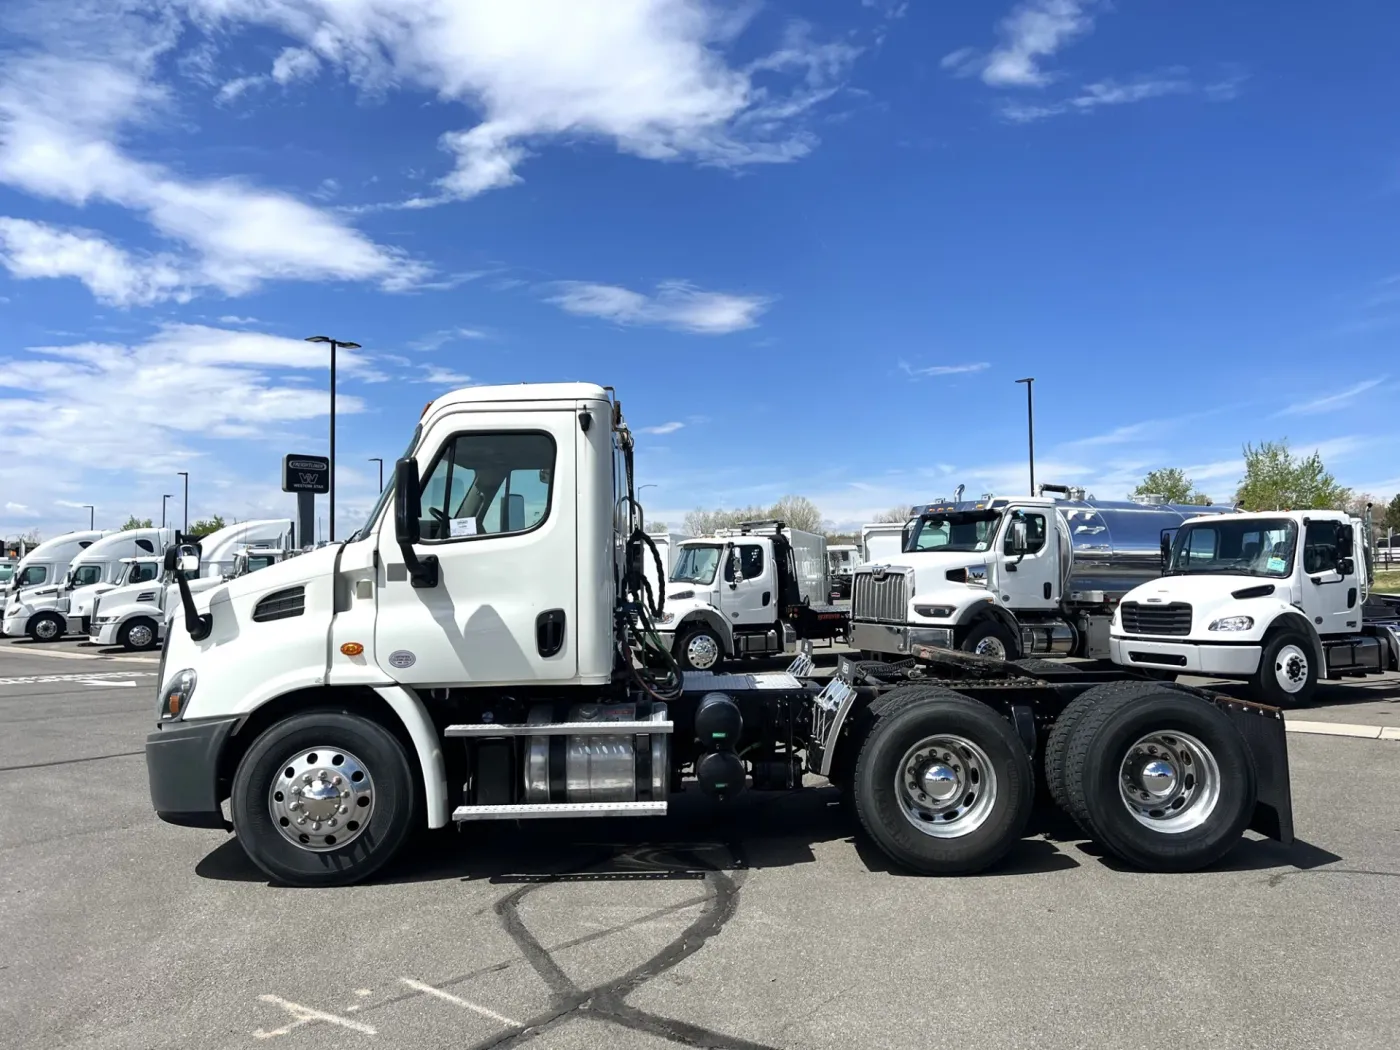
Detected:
[656,521,845,670]
[1111,509,1400,705]
[2,530,110,602]
[826,543,859,601]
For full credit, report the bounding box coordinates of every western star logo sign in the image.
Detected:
[282,454,331,494]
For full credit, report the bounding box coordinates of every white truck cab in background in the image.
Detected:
[826,543,859,601]
[1112,509,1400,705]
[656,520,847,670]
[850,488,1232,662]
[2,528,174,641]
[2,530,110,601]
[641,528,686,607]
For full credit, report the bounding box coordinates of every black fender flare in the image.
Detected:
[1261,610,1325,677]
[954,600,1021,648]
[675,610,735,656]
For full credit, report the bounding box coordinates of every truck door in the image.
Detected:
[1300,519,1355,634]
[719,541,774,628]
[374,411,579,685]
[997,508,1059,610]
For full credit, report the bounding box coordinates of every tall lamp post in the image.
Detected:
[369,457,384,492]
[177,471,189,533]
[1015,377,1036,495]
[161,494,173,528]
[83,504,94,530]
[305,335,362,543]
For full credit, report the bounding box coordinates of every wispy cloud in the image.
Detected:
[1279,378,1386,416]
[898,360,991,379]
[408,327,489,352]
[943,0,1096,88]
[642,422,685,435]
[550,280,770,335]
[215,46,322,104]
[414,366,472,386]
[1000,73,1193,123]
[218,315,260,325]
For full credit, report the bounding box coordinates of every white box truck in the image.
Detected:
[859,522,907,566]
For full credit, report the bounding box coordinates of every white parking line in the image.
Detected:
[252,995,377,1039]
[0,671,153,687]
[399,977,521,1027]
[1286,719,1400,741]
[0,644,156,662]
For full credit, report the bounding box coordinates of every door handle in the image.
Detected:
[536,609,566,658]
[762,591,771,606]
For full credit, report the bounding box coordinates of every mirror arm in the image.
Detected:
[399,544,439,589]
[175,572,212,641]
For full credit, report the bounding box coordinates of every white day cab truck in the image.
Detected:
[656,521,848,670]
[1111,508,1400,706]
[1,530,110,601]
[850,488,1232,664]
[144,382,1296,888]
[91,520,294,651]
[2,528,174,642]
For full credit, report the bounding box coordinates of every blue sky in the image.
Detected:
[0,0,1396,541]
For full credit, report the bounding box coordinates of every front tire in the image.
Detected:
[231,711,418,887]
[958,618,1020,662]
[676,624,724,672]
[119,617,158,651]
[1251,630,1317,706]
[852,689,1033,875]
[27,612,65,643]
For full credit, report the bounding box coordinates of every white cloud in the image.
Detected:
[4,501,38,516]
[178,0,859,206]
[271,46,320,85]
[415,366,472,385]
[0,217,192,306]
[1001,74,1192,122]
[1279,378,1386,417]
[549,280,770,334]
[898,360,990,379]
[642,422,685,435]
[409,327,489,352]
[218,314,260,324]
[945,0,1095,89]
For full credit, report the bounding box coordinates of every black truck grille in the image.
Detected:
[1119,601,1192,636]
[852,572,907,623]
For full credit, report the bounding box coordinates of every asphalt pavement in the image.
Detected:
[1,638,1398,1050]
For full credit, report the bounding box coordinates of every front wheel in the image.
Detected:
[958,619,1020,662]
[852,690,1033,875]
[119,617,159,651]
[27,612,65,643]
[676,624,724,672]
[1251,630,1316,706]
[231,711,418,887]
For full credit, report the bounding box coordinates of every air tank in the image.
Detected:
[1050,497,1231,598]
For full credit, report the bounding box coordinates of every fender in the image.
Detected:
[675,608,736,655]
[373,685,450,829]
[954,598,1020,643]
[1260,608,1325,676]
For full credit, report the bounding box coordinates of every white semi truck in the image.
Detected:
[144,382,1297,889]
[2,528,175,641]
[850,488,1231,663]
[2,530,110,600]
[90,520,294,650]
[656,521,847,670]
[1111,508,1400,706]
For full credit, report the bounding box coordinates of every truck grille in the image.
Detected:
[1119,601,1192,636]
[852,571,908,624]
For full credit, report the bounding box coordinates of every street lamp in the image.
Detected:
[305,335,363,543]
[161,494,173,528]
[177,471,189,533]
[369,457,384,492]
[1015,377,1036,495]
[82,504,94,530]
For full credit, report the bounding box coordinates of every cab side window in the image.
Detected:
[418,432,556,542]
[1302,521,1340,574]
[725,544,765,581]
[1005,513,1047,554]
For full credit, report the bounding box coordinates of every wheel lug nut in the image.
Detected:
[302,773,312,784]
[332,775,342,786]
[328,818,338,827]
[341,790,351,798]
[312,821,322,831]
[297,816,307,825]
[288,801,301,811]
[339,806,348,815]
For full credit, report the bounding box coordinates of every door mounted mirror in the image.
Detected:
[1335,522,1354,559]
[394,457,438,589]
[1008,519,1029,556]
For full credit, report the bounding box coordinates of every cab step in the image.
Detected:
[444,721,673,737]
[452,801,668,821]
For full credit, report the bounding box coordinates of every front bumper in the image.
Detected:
[850,621,954,656]
[146,715,240,829]
[1110,635,1262,677]
[90,622,121,646]
[2,613,28,638]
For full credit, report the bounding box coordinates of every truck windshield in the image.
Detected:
[906,511,1002,553]
[0,566,11,583]
[1169,519,1297,578]
[16,565,47,587]
[671,545,721,585]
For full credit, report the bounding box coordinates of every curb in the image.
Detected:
[1285,719,1400,741]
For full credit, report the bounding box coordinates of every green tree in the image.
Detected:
[1131,468,1206,505]
[1385,493,1400,532]
[1234,440,1351,511]
[121,515,154,530]
[187,516,226,537]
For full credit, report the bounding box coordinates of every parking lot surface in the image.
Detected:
[2,640,1398,1050]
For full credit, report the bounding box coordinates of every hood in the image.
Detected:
[876,551,992,598]
[1124,574,1296,606]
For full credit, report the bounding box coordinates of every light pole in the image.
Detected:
[161,494,173,528]
[1015,377,1036,495]
[305,335,362,543]
[83,504,94,530]
[369,457,384,492]
[177,471,189,533]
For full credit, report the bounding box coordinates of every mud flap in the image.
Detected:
[1212,697,1294,847]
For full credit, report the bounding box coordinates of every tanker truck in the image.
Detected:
[849,486,1231,663]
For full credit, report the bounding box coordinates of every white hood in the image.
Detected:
[880,550,993,599]
[1119,573,1298,640]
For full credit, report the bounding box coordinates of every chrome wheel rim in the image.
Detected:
[34,618,59,641]
[127,623,153,648]
[972,635,1007,660]
[1273,644,1309,694]
[268,747,375,852]
[895,734,998,838]
[1117,730,1220,834]
[686,633,720,670]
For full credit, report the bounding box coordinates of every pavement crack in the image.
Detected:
[0,750,144,773]
[1266,867,1400,888]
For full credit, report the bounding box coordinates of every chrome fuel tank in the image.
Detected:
[1055,498,1231,599]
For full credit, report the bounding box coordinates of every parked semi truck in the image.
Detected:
[2,530,110,600]
[91,520,294,650]
[1112,508,1400,705]
[850,488,1231,663]
[656,520,847,670]
[144,382,1294,889]
[2,528,174,641]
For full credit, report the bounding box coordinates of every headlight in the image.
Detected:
[1208,615,1254,632]
[96,615,117,624]
[914,604,954,618]
[657,612,675,624]
[159,668,197,720]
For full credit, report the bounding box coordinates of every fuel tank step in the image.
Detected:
[452,801,669,821]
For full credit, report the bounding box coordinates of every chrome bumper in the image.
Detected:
[850,621,954,656]
[1110,636,1261,677]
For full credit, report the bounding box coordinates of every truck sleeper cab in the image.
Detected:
[1111,510,1400,706]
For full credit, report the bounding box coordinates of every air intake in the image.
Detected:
[252,586,305,623]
